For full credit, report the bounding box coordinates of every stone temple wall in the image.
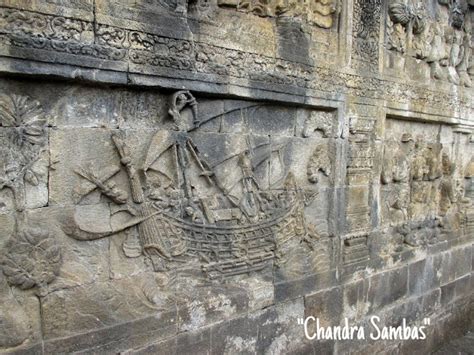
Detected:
[0,0,473,353]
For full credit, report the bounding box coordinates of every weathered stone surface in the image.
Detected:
[177,283,249,332]
[408,257,441,295]
[253,298,306,354]
[41,275,177,353]
[433,331,474,355]
[305,286,343,329]
[0,274,31,349]
[0,0,473,353]
[210,315,258,354]
[0,212,15,248]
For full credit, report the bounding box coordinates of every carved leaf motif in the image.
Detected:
[24,170,39,186]
[389,1,426,34]
[0,227,62,294]
[0,94,46,152]
[0,94,47,196]
[0,94,45,129]
[389,2,411,26]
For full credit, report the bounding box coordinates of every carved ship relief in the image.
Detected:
[64,91,316,280]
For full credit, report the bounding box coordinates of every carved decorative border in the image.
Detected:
[0,7,471,118]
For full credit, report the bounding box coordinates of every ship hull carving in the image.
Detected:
[63,90,316,279]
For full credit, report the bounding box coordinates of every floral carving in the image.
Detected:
[352,0,382,69]
[0,94,47,211]
[0,226,62,296]
[389,1,426,35]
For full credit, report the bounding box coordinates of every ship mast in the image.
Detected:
[111,133,145,203]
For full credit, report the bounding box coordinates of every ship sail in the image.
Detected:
[64,90,312,279]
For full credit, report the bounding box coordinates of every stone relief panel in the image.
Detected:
[378,117,471,256]
[0,81,340,351]
[210,0,342,67]
[385,0,473,86]
[0,2,470,123]
[0,0,345,88]
[216,0,339,29]
[60,91,337,281]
